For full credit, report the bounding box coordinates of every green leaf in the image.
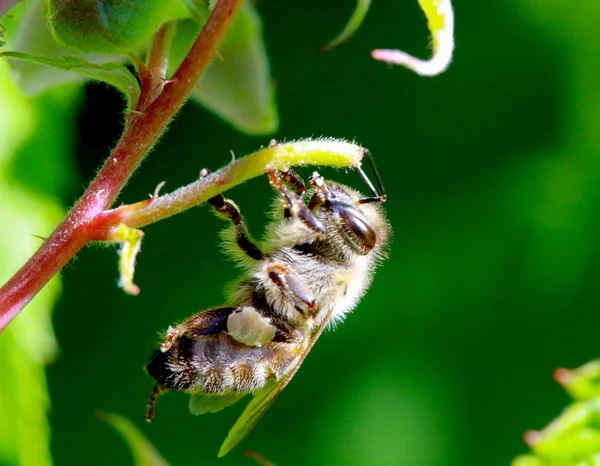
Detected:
[196,2,278,135]
[514,360,600,464]
[321,0,372,51]
[47,0,206,53]
[0,60,76,466]
[2,0,94,94]
[1,51,140,110]
[171,2,278,135]
[98,412,169,466]
[555,360,600,402]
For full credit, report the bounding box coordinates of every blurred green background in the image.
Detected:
[2,0,600,465]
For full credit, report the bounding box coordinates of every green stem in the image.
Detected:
[88,140,365,235]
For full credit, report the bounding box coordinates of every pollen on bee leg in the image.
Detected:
[160,325,182,353]
[227,307,276,347]
[309,171,327,191]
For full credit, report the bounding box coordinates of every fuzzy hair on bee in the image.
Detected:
[145,155,390,455]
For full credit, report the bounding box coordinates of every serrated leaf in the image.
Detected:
[0,59,76,466]
[1,51,140,110]
[321,0,371,51]
[170,2,278,135]
[47,0,201,53]
[99,412,169,466]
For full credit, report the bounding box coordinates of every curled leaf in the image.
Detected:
[107,224,144,295]
[372,0,454,76]
[321,0,371,51]
[0,51,140,109]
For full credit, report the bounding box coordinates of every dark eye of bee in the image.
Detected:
[335,204,377,253]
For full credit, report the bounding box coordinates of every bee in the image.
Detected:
[145,150,390,456]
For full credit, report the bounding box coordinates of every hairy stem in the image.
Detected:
[88,140,365,236]
[0,0,243,332]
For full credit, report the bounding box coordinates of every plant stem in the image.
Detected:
[88,140,365,235]
[0,0,244,333]
[137,21,177,112]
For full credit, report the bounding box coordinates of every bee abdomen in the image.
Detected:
[146,336,199,391]
[192,336,276,393]
[147,332,288,394]
[200,362,269,393]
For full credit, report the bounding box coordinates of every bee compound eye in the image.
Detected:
[339,207,377,252]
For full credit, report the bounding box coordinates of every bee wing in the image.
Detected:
[189,393,247,415]
[217,307,334,457]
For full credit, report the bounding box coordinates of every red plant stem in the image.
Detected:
[0,0,243,333]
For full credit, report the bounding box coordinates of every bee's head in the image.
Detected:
[309,178,389,257]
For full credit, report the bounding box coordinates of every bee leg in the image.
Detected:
[267,168,325,234]
[307,171,330,211]
[160,325,182,353]
[272,319,304,343]
[209,196,265,261]
[279,169,306,200]
[265,261,316,314]
[200,169,265,261]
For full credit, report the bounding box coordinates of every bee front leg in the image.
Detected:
[200,169,265,261]
[307,171,330,211]
[267,168,325,234]
[265,261,317,314]
[279,169,306,202]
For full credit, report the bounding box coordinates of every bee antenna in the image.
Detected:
[356,149,386,204]
[145,383,164,422]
